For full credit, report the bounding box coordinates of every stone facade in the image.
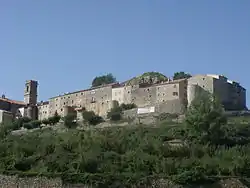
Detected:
[0,74,247,124]
[188,74,247,110]
[36,74,247,120]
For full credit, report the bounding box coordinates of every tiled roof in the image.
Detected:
[0,97,26,106]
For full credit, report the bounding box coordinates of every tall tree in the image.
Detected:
[173,72,191,80]
[92,73,117,87]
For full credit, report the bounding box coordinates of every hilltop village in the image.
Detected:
[0,72,247,124]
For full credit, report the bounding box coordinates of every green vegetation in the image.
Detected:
[82,110,104,125]
[173,71,192,80]
[92,73,117,87]
[107,103,137,121]
[0,92,249,187]
[125,72,168,85]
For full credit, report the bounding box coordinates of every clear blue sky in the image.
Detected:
[0,0,249,106]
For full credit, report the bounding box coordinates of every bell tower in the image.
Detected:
[24,80,38,105]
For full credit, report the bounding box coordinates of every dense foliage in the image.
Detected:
[173,72,191,80]
[92,73,117,87]
[82,110,104,125]
[0,93,249,187]
[107,103,137,121]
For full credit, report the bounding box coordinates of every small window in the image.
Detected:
[149,95,152,98]
[72,100,74,104]
[81,93,83,95]
[203,78,205,80]
[173,92,178,96]
[61,109,63,112]
[173,85,176,88]
[76,94,78,96]
[64,102,66,105]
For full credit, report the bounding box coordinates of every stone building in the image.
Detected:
[187,74,247,110]
[0,80,38,124]
[37,73,247,120]
[0,95,26,124]
[0,73,247,124]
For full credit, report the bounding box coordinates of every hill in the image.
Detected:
[0,93,250,187]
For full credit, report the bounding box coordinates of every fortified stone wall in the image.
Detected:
[0,175,93,188]
[37,74,247,120]
[123,99,185,120]
[0,110,13,124]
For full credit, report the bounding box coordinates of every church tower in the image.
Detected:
[24,80,38,105]
[24,80,38,120]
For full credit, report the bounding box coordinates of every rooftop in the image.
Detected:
[0,97,26,106]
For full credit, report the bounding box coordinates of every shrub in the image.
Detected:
[107,106,123,121]
[42,119,50,125]
[120,103,137,110]
[64,113,77,128]
[13,117,32,130]
[30,120,42,129]
[48,115,61,125]
[82,111,104,125]
[23,122,33,129]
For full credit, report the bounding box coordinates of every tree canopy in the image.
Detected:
[91,73,117,87]
[173,71,192,80]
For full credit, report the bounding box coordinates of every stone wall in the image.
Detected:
[0,175,62,188]
[0,110,13,124]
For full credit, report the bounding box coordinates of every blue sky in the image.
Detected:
[0,0,249,106]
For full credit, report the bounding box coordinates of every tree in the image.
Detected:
[64,113,77,128]
[173,72,191,80]
[120,103,137,110]
[92,73,116,87]
[47,112,61,125]
[82,110,104,125]
[107,106,123,121]
[185,91,227,145]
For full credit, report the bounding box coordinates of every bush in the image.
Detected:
[120,103,137,110]
[48,115,61,125]
[107,106,123,121]
[82,111,104,125]
[23,122,33,129]
[64,113,77,128]
[30,120,42,129]
[42,119,50,125]
[12,117,32,130]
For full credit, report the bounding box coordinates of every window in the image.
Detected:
[149,95,152,98]
[26,86,29,92]
[76,94,78,96]
[72,100,74,104]
[61,109,63,112]
[173,85,176,88]
[173,92,178,96]
[81,93,83,95]
[91,97,96,103]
